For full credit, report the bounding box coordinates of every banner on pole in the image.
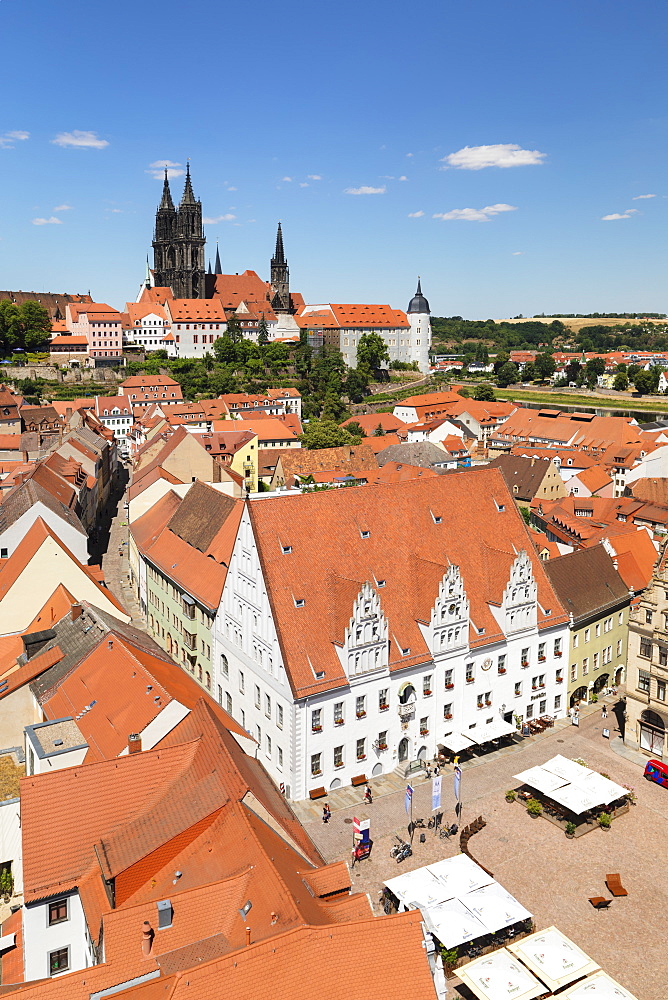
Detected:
[453,765,462,802]
[431,774,442,812]
[405,784,413,815]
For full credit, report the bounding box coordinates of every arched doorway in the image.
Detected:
[329,777,341,790]
[372,762,383,777]
[417,745,427,762]
[615,666,624,687]
[571,686,588,707]
[398,738,409,762]
[593,673,609,694]
[640,709,665,756]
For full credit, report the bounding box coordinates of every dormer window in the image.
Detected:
[360,529,370,539]
[431,512,442,524]
[376,579,386,588]
[282,545,292,554]
[294,598,305,608]
[494,500,505,512]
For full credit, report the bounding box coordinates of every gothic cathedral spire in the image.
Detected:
[270,222,292,314]
[152,163,206,298]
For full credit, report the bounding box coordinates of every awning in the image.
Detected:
[508,926,600,992]
[383,867,447,909]
[441,732,476,752]
[559,970,641,1000]
[514,756,629,813]
[542,753,594,783]
[457,950,547,1000]
[476,718,517,743]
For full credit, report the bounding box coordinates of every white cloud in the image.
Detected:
[345,185,386,195]
[53,204,72,212]
[406,153,413,157]
[632,193,655,200]
[433,203,518,222]
[32,216,62,226]
[299,182,309,188]
[442,143,546,170]
[282,176,293,182]
[146,160,184,179]
[203,214,236,224]
[512,251,525,255]
[307,174,322,180]
[226,185,237,191]
[601,209,639,220]
[399,175,408,181]
[0,130,30,149]
[408,210,424,218]
[52,130,109,150]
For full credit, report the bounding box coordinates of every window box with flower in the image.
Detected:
[420,728,429,736]
[379,703,389,712]
[335,718,345,726]
[556,676,563,683]
[444,713,453,720]
[538,655,546,662]
[445,682,455,690]
[312,724,322,733]
[465,677,474,684]
[377,743,388,751]
[312,769,322,776]
[498,667,507,675]
[334,761,345,769]
[485,700,492,706]
[424,689,432,697]
[356,711,366,719]
[554,650,562,657]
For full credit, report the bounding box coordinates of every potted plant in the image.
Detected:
[505,789,517,803]
[526,798,543,818]
[312,724,322,732]
[565,821,576,839]
[356,711,366,719]
[444,712,453,720]
[555,650,563,657]
[590,692,598,703]
[420,728,429,736]
[335,718,344,726]
[485,699,492,706]
[623,784,637,804]
[498,666,507,674]
[556,676,563,683]
[378,743,388,751]
[445,682,455,690]
[440,945,459,977]
[424,689,432,696]
[598,811,611,830]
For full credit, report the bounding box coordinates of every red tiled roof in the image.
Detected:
[249,471,568,698]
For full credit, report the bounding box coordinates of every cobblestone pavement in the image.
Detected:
[300,698,666,1000]
[99,466,143,623]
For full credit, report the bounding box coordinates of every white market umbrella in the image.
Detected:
[383,867,448,908]
[441,732,476,752]
[513,765,569,795]
[548,783,602,815]
[426,854,494,896]
[463,882,532,934]
[542,754,594,783]
[508,926,600,992]
[560,969,641,999]
[458,949,547,1000]
[424,897,488,948]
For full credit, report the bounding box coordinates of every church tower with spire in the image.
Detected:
[152,165,206,298]
[270,223,292,314]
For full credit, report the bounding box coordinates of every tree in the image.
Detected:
[633,370,653,395]
[300,420,362,450]
[521,362,537,382]
[627,364,640,382]
[321,388,347,423]
[213,335,238,365]
[357,332,389,370]
[565,360,581,383]
[585,357,605,378]
[373,423,386,436]
[493,352,510,374]
[534,352,556,381]
[613,372,629,391]
[257,316,269,346]
[344,366,370,403]
[226,314,243,345]
[473,383,496,401]
[20,301,52,351]
[457,386,470,398]
[344,421,365,438]
[496,362,519,387]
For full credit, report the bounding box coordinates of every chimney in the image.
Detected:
[71,603,83,621]
[245,926,252,947]
[108,639,113,649]
[531,457,535,467]
[128,733,142,755]
[141,921,154,957]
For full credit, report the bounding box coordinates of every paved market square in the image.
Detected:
[295,698,667,1000]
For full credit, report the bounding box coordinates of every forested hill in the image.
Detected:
[431,316,668,353]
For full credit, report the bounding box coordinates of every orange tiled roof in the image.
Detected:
[166,299,227,321]
[249,471,568,697]
[341,413,408,435]
[572,464,613,495]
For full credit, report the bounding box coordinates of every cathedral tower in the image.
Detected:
[270,223,292,314]
[152,165,206,298]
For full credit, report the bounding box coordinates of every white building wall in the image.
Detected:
[23,892,95,981]
[0,798,22,894]
[0,503,87,563]
[213,511,570,801]
[408,310,431,374]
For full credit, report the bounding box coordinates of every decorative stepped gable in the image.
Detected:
[341,581,389,677]
[501,549,538,634]
[428,564,470,657]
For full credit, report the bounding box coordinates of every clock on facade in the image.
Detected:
[481,657,493,670]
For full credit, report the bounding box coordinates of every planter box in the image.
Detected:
[335,720,344,726]
[555,651,563,657]
[356,713,366,719]
[445,684,455,690]
[498,668,507,674]
[444,714,453,720]
[556,677,563,683]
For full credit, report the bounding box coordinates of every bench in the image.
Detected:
[351,774,367,787]
[309,786,327,800]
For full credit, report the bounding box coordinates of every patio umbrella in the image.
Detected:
[383,867,447,908]
[462,882,532,934]
[541,754,594,782]
[441,732,476,752]
[423,897,488,948]
[559,970,641,999]
[457,949,547,1000]
[426,854,494,896]
[513,765,569,795]
[508,926,600,992]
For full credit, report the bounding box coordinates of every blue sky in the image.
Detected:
[0,0,665,318]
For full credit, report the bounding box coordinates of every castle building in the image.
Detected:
[152,166,205,299]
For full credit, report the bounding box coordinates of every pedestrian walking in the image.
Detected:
[322,804,331,824]
[364,783,373,804]
[453,754,460,767]
[601,704,608,719]
[433,764,440,777]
